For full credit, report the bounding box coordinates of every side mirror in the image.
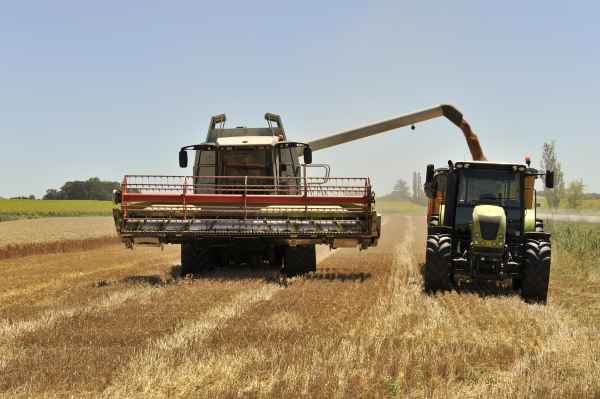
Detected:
[426,164,435,184]
[303,146,313,165]
[545,170,555,189]
[179,150,188,168]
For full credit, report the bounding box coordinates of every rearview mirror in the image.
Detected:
[303,146,313,165]
[179,150,188,168]
[546,170,555,189]
[426,164,435,184]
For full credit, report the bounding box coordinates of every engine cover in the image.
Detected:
[471,205,506,253]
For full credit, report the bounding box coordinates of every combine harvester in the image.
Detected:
[113,105,471,276]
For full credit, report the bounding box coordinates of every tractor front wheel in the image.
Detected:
[424,234,453,293]
[521,239,551,303]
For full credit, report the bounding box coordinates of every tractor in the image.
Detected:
[423,159,555,302]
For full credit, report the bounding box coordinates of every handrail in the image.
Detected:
[119,175,374,220]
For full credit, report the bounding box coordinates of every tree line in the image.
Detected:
[42,178,120,201]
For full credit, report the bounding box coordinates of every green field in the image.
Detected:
[547,220,600,263]
[375,199,426,215]
[545,220,600,338]
[538,197,600,214]
[0,200,114,221]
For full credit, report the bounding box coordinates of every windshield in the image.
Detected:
[220,148,273,177]
[457,168,521,208]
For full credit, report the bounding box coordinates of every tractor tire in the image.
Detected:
[521,239,551,303]
[283,245,317,277]
[180,243,214,276]
[424,234,453,293]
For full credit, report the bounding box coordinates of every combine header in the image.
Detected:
[114,175,378,256]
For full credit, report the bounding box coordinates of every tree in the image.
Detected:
[541,141,565,208]
[43,189,64,200]
[412,171,425,204]
[412,172,418,201]
[566,179,584,209]
[392,179,411,200]
[43,178,119,200]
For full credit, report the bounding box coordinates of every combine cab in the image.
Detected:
[113,113,381,276]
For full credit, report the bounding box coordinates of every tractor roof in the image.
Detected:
[454,160,528,169]
[453,160,542,175]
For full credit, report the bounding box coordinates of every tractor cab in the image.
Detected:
[425,161,554,239]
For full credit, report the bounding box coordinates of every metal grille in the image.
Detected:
[120,175,373,220]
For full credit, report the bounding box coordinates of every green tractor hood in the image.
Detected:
[471,205,506,251]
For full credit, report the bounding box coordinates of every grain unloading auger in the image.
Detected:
[112,105,474,276]
[308,104,486,161]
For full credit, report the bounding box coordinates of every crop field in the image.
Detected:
[0,200,114,221]
[0,217,598,398]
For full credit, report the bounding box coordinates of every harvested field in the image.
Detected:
[0,216,598,398]
[0,217,116,260]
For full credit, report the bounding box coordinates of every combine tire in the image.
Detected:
[181,243,214,276]
[283,245,316,277]
[424,234,452,293]
[521,239,551,303]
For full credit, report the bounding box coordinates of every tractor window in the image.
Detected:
[457,169,521,208]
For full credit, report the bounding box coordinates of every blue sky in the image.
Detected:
[1,1,598,197]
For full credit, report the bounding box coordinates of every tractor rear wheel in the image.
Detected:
[521,239,551,303]
[283,245,317,277]
[424,234,453,293]
[181,243,215,276]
